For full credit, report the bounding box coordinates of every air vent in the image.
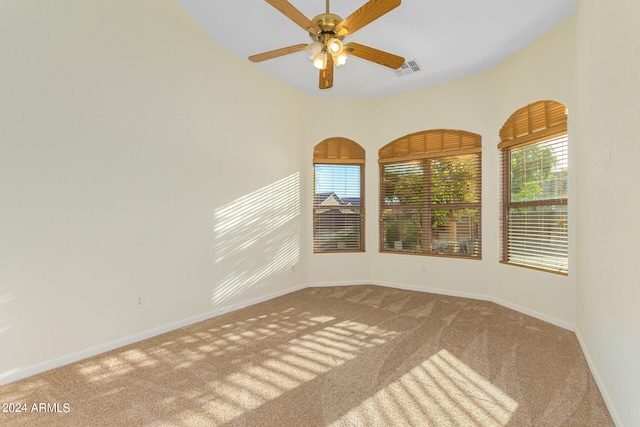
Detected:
[395,59,421,77]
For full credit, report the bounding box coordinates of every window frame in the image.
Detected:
[379,130,482,259]
[313,138,365,253]
[499,100,569,275]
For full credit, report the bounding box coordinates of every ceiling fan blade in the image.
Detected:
[265,0,320,34]
[345,42,404,69]
[249,44,307,62]
[319,55,334,89]
[335,0,401,36]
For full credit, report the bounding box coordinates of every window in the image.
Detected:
[379,130,482,258]
[313,138,365,253]
[499,100,568,274]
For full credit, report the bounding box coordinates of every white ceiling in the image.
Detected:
[176,0,578,99]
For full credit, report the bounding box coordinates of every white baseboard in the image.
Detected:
[0,283,307,387]
[491,296,574,331]
[575,328,623,427]
[307,280,371,288]
[372,280,490,303]
[383,280,574,330]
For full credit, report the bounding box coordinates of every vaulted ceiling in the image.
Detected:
[177,0,578,98]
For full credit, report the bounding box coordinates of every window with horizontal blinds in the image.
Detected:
[313,138,364,253]
[379,130,482,258]
[500,100,568,274]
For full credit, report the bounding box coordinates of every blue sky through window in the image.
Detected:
[314,164,361,199]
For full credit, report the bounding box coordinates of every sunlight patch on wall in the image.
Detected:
[211,173,301,307]
[332,349,518,426]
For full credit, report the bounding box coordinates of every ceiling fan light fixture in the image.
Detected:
[334,52,348,67]
[326,38,344,55]
[313,51,328,70]
[305,41,323,60]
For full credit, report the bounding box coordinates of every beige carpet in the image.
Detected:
[0,285,613,426]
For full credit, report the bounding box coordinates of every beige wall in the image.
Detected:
[306,100,375,284]
[489,15,577,326]
[2,0,638,424]
[575,1,640,426]
[309,17,577,328]
[0,0,309,380]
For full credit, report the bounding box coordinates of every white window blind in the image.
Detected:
[499,100,569,274]
[503,134,568,272]
[313,138,365,253]
[313,164,363,252]
[379,130,482,258]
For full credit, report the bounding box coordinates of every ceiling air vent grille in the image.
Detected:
[395,59,421,77]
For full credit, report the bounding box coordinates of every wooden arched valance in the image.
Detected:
[499,100,567,149]
[379,129,481,163]
[314,137,365,164]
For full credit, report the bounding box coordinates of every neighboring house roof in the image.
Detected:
[315,192,360,214]
[315,192,340,206]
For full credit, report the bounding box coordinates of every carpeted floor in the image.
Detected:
[0,285,613,426]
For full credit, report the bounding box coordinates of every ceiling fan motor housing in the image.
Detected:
[309,13,346,43]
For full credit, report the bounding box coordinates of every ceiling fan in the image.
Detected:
[249,0,405,90]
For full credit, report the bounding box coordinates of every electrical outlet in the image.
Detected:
[421,265,427,273]
[135,296,144,308]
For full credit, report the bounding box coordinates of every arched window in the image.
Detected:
[499,100,568,274]
[379,130,482,258]
[313,138,365,253]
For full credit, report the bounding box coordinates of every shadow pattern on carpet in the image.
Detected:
[0,285,613,426]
